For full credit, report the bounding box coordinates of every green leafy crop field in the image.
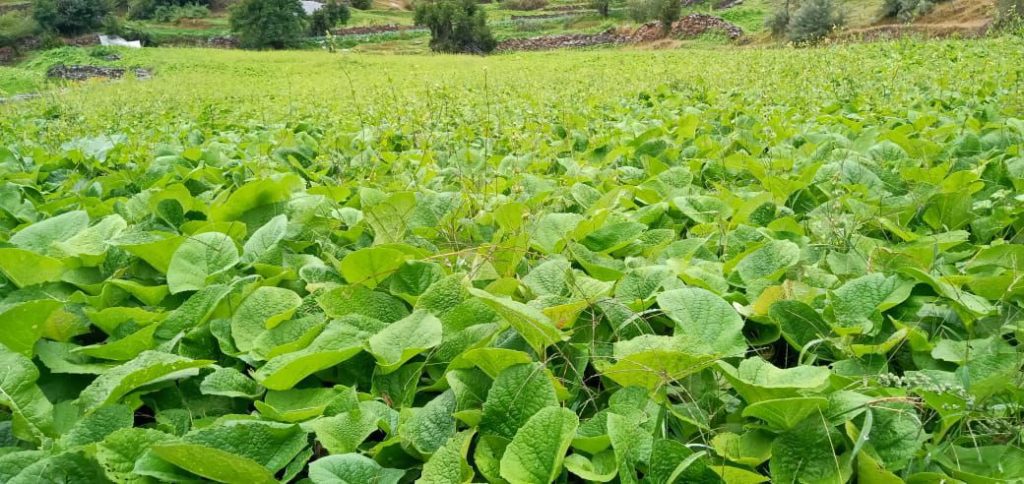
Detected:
[1,39,1023,483]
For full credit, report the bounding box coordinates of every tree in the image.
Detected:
[766,0,791,37]
[997,0,1024,28]
[34,0,113,35]
[787,0,844,43]
[414,0,496,54]
[309,1,350,35]
[0,12,39,55]
[230,0,308,49]
[659,0,680,33]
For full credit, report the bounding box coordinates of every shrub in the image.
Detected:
[350,0,373,10]
[34,0,114,35]
[308,1,349,35]
[997,0,1024,29]
[880,0,942,22]
[658,0,679,32]
[130,0,212,20]
[0,11,39,54]
[787,0,844,43]
[501,0,548,10]
[627,0,660,22]
[230,0,308,49]
[591,0,610,17]
[414,0,496,54]
[153,3,211,22]
[766,3,790,36]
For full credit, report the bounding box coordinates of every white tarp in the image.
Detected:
[99,35,142,48]
[301,1,324,14]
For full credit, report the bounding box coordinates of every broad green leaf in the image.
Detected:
[0,248,64,287]
[200,367,264,399]
[399,390,457,454]
[711,431,773,467]
[718,357,831,403]
[829,273,897,334]
[770,417,852,484]
[230,286,303,352]
[0,299,62,356]
[150,443,278,484]
[256,387,341,422]
[318,285,410,323]
[242,214,288,264]
[603,335,720,391]
[742,397,829,430]
[56,215,128,262]
[735,240,801,284]
[564,452,617,482]
[499,406,579,484]
[340,246,409,288]
[310,402,383,454]
[209,175,303,223]
[61,404,134,448]
[656,287,747,356]
[9,210,89,254]
[417,429,476,484]
[75,324,160,361]
[7,451,110,484]
[167,232,240,294]
[858,403,927,472]
[0,343,54,441]
[469,288,563,355]
[529,213,583,254]
[78,351,213,413]
[170,420,308,473]
[480,363,558,440]
[309,453,406,484]
[255,318,370,390]
[366,310,443,374]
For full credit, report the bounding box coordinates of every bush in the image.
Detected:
[414,0,496,53]
[787,0,844,43]
[997,0,1024,29]
[765,5,790,37]
[350,0,373,10]
[230,0,308,49]
[0,12,39,54]
[34,0,114,35]
[308,1,349,35]
[153,3,211,22]
[658,0,679,31]
[880,0,942,22]
[501,0,547,10]
[591,0,610,17]
[627,0,660,22]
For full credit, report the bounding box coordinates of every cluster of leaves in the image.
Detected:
[33,0,114,36]
[767,0,846,44]
[230,0,309,49]
[0,41,1023,483]
[414,0,496,54]
[879,0,949,23]
[309,1,350,37]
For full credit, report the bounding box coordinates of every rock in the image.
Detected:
[46,64,153,81]
[103,54,122,61]
[497,14,743,52]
